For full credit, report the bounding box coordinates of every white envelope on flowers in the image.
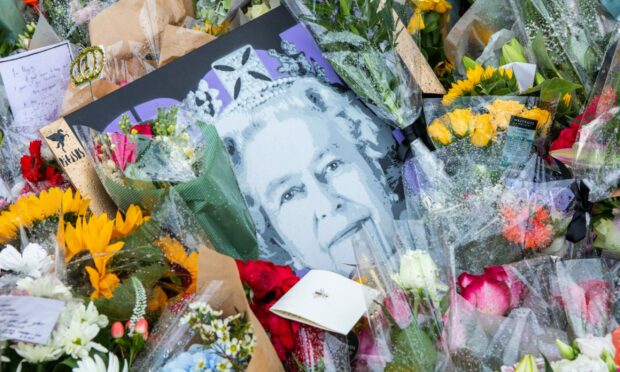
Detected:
[501,62,537,92]
[270,270,380,335]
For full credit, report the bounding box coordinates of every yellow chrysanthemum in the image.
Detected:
[0,188,89,244]
[407,10,425,33]
[155,236,198,294]
[112,205,148,240]
[486,100,526,130]
[428,120,453,145]
[446,108,476,137]
[471,114,496,147]
[520,108,552,130]
[411,0,452,13]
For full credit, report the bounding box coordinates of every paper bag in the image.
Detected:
[89,0,187,60]
[61,80,120,116]
[198,248,284,372]
[158,25,216,67]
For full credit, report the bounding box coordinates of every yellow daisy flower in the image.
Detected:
[428,120,453,145]
[520,108,552,130]
[486,100,526,130]
[471,114,496,147]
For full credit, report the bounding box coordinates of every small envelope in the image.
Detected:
[501,62,537,92]
[270,270,380,335]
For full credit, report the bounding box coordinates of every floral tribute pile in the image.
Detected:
[0,0,620,371]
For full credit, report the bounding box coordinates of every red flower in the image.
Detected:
[550,122,581,151]
[20,140,44,183]
[130,124,154,137]
[561,280,610,329]
[23,0,38,9]
[287,326,325,370]
[457,266,524,316]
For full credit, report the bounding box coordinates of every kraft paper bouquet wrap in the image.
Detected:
[75,105,258,260]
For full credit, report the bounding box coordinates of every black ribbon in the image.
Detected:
[566,180,593,243]
[396,125,420,161]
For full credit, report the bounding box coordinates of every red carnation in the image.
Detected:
[130,124,154,137]
[20,140,44,183]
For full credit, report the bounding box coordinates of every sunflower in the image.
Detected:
[485,100,526,130]
[62,213,124,299]
[0,188,89,244]
[442,65,518,105]
[155,236,198,294]
[112,205,148,240]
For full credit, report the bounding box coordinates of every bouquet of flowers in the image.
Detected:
[76,105,258,260]
[284,0,422,131]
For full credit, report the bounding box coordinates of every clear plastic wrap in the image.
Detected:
[352,219,446,371]
[284,0,422,130]
[75,106,259,260]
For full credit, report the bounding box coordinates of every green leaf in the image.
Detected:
[522,77,582,102]
[542,354,554,372]
[385,322,437,372]
[462,56,479,71]
[0,0,25,43]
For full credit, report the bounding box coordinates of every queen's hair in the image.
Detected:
[216,77,390,261]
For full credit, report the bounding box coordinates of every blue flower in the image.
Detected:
[162,345,225,372]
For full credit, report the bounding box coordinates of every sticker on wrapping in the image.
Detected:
[501,116,537,168]
[0,296,64,344]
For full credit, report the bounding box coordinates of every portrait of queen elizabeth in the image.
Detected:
[213,74,402,274]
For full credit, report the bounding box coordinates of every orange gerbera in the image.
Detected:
[501,205,554,250]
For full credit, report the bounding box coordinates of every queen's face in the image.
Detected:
[242,113,395,274]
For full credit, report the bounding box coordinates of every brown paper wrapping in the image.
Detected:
[60,80,120,116]
[158,25,216,67]
[198,248,284,372]
[89,0,187,60]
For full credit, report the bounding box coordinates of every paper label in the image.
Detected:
[0,42,72,138]
[0,296,64,344]
[270,270,379,335]
[501,116,537,168]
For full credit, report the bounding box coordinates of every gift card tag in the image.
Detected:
[501,62,537,92]
[0,296,64,344]
[270,270,379,335]
[501,116,537,169]
[0,41,72,139]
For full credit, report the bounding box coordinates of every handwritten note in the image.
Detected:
[0,296,64,344]
[0,42,72,139]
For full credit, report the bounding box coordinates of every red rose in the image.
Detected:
[236,260,279,300]
[560,280,610,329]
[550,122,581,152]
[20,140,44,183]
[130,124,154,137]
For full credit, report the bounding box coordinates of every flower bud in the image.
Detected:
[514,354,538,372]
[600,349,617,372]
[556,339,576,360]
[111,321,124,339]
[141,330,149,341]
[135,318,148,335]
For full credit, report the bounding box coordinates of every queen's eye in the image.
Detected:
[325,160,343,173]
[280,185,305,206]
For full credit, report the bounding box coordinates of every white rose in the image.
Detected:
[551,354,608,372]
[575,334,615,359]
[392,250,447,303]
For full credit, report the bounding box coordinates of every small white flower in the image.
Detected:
[40,144,55,162]
[392,250,447,304]
[551,354,608,372]
[13,341,64,363]
[16,275,72,300]
[73,352,128,372]
[575,334,615,360]
[0,243,52,278]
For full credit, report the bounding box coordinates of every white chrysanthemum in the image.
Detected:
[55,302,108,359]
[73,352,128,372]
[13,341,64,363]
[0,243,52,278]
[16,275,72,300]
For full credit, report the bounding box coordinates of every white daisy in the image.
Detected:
[0,243,52,278]
[16,275,72,300]
[73,352,128,372]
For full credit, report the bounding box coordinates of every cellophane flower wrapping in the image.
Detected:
[567,37,620,200]
[61,189,209,324]
[75,107,259,260]
[352,219,448,371]
[423,96,545,197]
[446,256,617,371]
[283,0,422,129]
[136,270,266,370]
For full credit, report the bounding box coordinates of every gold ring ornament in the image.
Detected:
[70,46,106,87]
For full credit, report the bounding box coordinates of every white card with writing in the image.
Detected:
[0,41,72,138]
[0,296,64,344]
[270,270,379,335]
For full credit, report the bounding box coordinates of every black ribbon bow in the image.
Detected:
[566,180,593,243]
